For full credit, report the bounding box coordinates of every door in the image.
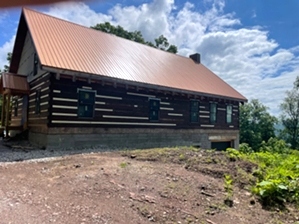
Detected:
[211,141,231,151]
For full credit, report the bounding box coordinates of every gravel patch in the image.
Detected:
[0,139,116,164]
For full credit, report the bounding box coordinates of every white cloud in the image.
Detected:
[252,10,257,18]
[0,10,8,24]
[44,2,113,26]
[1,0,298,116]
[290,46,299,54]
[108,0,175,41]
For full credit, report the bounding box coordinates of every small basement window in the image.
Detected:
[190,100,199,123]
[35,90,41,114]
[33,53,38,76]
[210,103,217,123]
[226,105,233,123]
[149,98,160,121]
[78,89,96,118]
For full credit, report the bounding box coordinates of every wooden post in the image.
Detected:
[1,93,5,127]
[5,92,11,137]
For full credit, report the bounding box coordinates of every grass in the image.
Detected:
[120,162,128,168]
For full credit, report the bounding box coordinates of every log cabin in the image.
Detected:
[0,8,247,150]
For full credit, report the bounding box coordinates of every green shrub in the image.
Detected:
[239,143,254,154]
[224,174,234,207]
[226,148,241,161]
[224,174,233,198]
[227,142,299,206]
[259,137,290,153]
[243,150,299,206]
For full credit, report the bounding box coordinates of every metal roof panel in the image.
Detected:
[22,8,246,101]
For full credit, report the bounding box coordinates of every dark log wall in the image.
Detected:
[48,75,240,130]
[10,96,23,127]
[27,72,51,127]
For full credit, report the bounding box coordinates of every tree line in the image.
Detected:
[91,22,178,53]
[240,77,299,151]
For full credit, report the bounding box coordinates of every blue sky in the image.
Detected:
[0,0,299,115]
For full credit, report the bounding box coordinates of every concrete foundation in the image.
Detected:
[28,128,239,150]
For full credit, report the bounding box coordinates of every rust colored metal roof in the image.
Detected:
[0,73,29,94]
[20,8,246,101]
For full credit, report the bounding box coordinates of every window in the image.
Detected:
[13,98,18,117]
[35,90,41,114]
[190,100,199,123]
[226,105,233,123]
[149,98,160,121]
[33,53,38,76]
[210,103,217,123]
[78,89,96,118]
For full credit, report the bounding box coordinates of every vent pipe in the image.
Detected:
[189,53,201,64]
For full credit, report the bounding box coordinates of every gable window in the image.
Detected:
[149,98,160,121]
[226,105,233,123]
[190,100,199,123]
[35,90,41,114]
[33,53,38,76]
[78,89,96,118]
[210,103,217,123]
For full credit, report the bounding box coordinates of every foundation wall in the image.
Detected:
[28,128,239,150]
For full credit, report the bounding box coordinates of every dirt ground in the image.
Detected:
[0,146,298,224]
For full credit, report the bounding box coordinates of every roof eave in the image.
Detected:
[42,65,248,102]
[9,9,28,74]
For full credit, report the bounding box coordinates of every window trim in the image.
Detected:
[77,88,96,119]
[13,98,18,117]
[210,103,217,124]
[149,98,160,121]
[33,53,38,76]
[190,99,199,123]
[35,90,41,114]
[226,104,233,124]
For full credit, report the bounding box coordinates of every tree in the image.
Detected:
[4,52,12,72]
[0,52,12,121]
[280,76,299,149]
[91,22,178,54]
[154,35,178,53]
[240,99,277,151]
[0,52,12,73]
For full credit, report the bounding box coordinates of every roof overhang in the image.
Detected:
[42,65,248,103]
[0,73,30,95]
[9,11,28,74]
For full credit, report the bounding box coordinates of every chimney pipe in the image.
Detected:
[189,53,201,64]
